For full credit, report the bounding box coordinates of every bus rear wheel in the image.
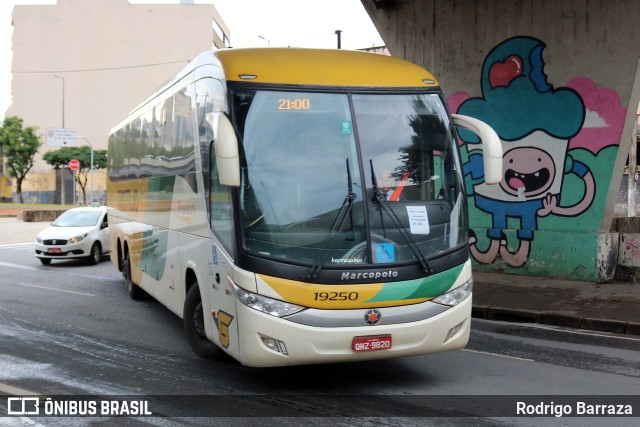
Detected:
[184,283,225,360]
[123,252,145,300]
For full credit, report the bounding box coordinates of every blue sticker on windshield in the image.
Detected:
[341,121,353,135]
[375,243,395,263]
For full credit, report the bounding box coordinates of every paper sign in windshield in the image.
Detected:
[406,206,430,235]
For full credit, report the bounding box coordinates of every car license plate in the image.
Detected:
[47,248,61,254]
[352,335,392,353]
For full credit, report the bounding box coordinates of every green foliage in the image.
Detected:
[0,116,41,203]
[42,146,107,171]
[43,145,108,205]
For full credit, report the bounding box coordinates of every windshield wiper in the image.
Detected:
[305,158,356,280]
[370,160,433,274]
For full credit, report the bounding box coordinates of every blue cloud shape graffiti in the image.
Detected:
[458,36,585,143]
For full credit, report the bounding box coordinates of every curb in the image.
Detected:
[471,305,640,336]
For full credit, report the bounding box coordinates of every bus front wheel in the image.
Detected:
[184,283,225,360]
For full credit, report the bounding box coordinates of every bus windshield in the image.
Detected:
[233,89,467,268]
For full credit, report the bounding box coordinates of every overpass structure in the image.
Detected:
[362,0,640,282]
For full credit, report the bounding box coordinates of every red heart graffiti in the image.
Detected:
[489,55,523,88]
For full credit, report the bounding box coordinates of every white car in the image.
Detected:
[35,206,109,265]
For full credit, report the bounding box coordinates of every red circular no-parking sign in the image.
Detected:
[69,159,80,171]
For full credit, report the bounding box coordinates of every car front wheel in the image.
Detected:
[87,242,101,265]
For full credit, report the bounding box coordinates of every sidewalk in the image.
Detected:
[0,217,50,245]
[1,213,639,336]
[472,272,640,336]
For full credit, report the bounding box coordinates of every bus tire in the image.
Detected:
[184,283,225,360]
[123,252,145,300]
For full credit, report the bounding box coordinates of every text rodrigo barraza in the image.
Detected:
[516,401,633,417]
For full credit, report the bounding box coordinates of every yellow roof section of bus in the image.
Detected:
[215,48,439,88]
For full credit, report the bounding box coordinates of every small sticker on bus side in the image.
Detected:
[341,121,353,135]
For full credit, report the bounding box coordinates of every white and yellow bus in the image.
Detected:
[107,48,501,367]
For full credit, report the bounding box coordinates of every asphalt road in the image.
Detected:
[0,243,639,426]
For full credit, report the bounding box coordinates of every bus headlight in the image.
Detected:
[432,279,473,307]
[233,284,305,317]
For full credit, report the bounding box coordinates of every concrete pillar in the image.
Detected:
[362,0,640,281]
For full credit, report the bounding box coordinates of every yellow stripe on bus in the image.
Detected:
[257,274,429,309]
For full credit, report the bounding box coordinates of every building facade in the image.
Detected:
[5,0,229,204]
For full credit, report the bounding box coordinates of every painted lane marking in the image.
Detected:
[0,242,34,248]
[0,261,122,282]
[463,348,534,362]
[0,381,39,396]
[18,283,96,297]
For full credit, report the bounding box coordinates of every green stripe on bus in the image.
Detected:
[365,264,464,303]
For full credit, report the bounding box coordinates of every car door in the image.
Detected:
[99,211,109,253]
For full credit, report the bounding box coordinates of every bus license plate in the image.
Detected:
[47,248,61,254]
[352,335,392,353]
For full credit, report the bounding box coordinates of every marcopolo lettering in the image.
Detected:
[340,270,398,281]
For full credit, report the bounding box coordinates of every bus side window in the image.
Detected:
[210,141,234,255]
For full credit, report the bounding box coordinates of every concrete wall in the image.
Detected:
[363,0,640,281]
[15,169,108,205]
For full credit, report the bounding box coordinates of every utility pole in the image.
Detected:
[53,74,66,205]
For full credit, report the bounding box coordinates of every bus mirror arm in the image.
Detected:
[451,114,503,185]
[207,112,240,187]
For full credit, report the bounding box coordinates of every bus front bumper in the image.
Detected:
[233,296,472,368]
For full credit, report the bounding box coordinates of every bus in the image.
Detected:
[107,48,502,367]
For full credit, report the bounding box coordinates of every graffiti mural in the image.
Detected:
[448,36,626,272]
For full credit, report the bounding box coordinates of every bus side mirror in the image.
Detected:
[206,112,240,187]
[452,114,503,185]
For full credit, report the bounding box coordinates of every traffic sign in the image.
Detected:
[69,159,80,171]
[46,128,77,147]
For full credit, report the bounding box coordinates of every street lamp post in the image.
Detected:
[53,75,65,127]
[53,74,65,204]
[77,136,94,205]
[258,35,270,47]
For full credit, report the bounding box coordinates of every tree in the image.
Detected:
[43,146,107,205]
[0,116,41,203]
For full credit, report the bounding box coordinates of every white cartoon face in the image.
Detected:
[500,147,556,198]
[472,131,568,202]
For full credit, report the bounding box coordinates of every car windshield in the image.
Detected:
[233,90,466,268]
[53,210,102,227]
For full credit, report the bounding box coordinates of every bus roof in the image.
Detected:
[214,48,439,88]
[113,48,440,132]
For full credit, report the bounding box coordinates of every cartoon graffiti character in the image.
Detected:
[457,36,595,267]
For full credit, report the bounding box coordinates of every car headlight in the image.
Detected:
[36,236,42,243]
[68,233,88,243]
[432,279,473,306]
[233,283,305,317]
